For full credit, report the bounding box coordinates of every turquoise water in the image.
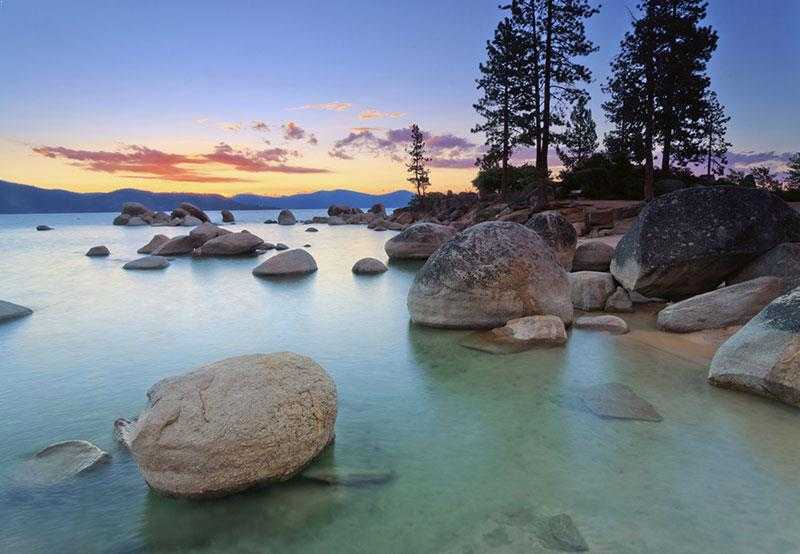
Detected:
[1,211,800,553]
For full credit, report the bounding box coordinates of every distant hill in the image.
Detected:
[0,180,414,214]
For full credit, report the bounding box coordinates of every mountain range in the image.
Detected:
[0,180,414,214]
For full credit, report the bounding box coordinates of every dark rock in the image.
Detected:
[328,205,362,217]
[221,209,235,223]
[152,235,195,256]
[573,241,615,272]
[137,234,170,254]
[199,231,264,256]
[611,186,800,300]
[252,249,318,276]
[36,225,53,231]
[352,257,388,274]
[112,214,130,226]
[170,208,188,220]
[580,383,662,422]
[583,208,615,234]
[306,227,319,232]
[123,256,170,270]
[179,202,210,223]
[121,202,151,217]
[368,203,386,216]
[85,245,110,257]
[278,209,297,225]
[526,211,577,271]
[275,243,289,251]
[189,222,230,246]
[0,300,33,323]
[728,242,800,292]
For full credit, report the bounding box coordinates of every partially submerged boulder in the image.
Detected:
[611,186,800,299]
[408,221,573,329]
[137,234,170,254]
[153,235,195,256]
[572,241,615,272]
[0,300,33,323]
[384,222,456,260]
[525,210,577,271]
[460,315,567,354]
[657,276,785,333]
[221,209,235,223]
[85,245,110,257]
[123,256,170,270]
[252,249,318,277]
[328,205,361,217]
[573,315,629,334]
[728,242,800,292]
[119,353,337,498]
[278,209,297,225]
[19,440,109,485]
[301,465,394,487]
[352,257,388,274]
[189,222,230,246]
[569,271,616,311]
[198,231,264,256]
[36,225,53,231]
[709,287,800,407]
[179,202,210,223]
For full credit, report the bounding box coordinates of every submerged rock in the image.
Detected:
[709,287,800,407]
[152,235,195,256]
[137,234,170,254]
[301,466,394,486]
[460,315,567,354]
[0,300,33,323]
[384,222,456,260]
[580,383,662,422]
[573,315,629,334]
[36,225,53,231]
[569,271,616,311]
[19,440,109,485]
[657,276,785,333]
[278,209,297,225]
[572,241,615,272]
[352,257,388,274]
[526,210,577,271]
[728,242,800,292]
[198,231,264,256]
[408,221,573,329]
[85,245,110,257]
[610,186,800,300]
[120,353,337,498]
[252,249,318,277]
[541,514,590,552]
[123,256,170,270]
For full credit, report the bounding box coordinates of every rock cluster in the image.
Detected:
[112,202,212,227]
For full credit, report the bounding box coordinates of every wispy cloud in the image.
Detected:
[283,121,318,145]
[251,120,270,132]
[222,122,242,132]
[290,101,353,112]
[359,109,406,121]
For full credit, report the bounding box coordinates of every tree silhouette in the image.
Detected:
[699,91,730,177]
[557,94,598,170]
[406,124,431,198]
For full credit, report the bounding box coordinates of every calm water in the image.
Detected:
[1,211,800,553]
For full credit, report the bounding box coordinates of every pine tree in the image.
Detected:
[751,166,783,192]
[557,95,597,170]
[472,16,530,190]
[787,153,800,189]
[406,124,431,198]
[699,91,730,177]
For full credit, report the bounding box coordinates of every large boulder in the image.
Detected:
[123,256,170,270]
[118,353,337,498]
[0,300,33,323]
[610,186,800,300]
[573,241,615,272]
[525,211,577,271]
[728,243,800,292]
[121,202,151,217]
[179,202,210,223]
[709,287,800,407]
[153,235,195,256]
[137,234,170,254]
[221,209,235,223]
[569,271,616,311]
[657,276,785,333]
[605,286,634,313]
[277,209,297,225]
[199,231,264,256]
[252,249,318,277]
[384,222,456,260]
[407,221,573,329]
[189,222,231,246]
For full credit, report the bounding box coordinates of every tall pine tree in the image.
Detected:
[406,124,431,198]
[699,90,730,177]
[557,94,597,170]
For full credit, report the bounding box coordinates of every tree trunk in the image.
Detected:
[502,85,510,191]
[706,122,713,177]
[643,26,656,201]
[531,0,543,171]
[541,0,553,173]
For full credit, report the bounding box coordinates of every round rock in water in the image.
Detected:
[19,440,110,485]
[384,222,456,260]
[137,234,170,254]
[408,221,573,329]
[221,209,235,223]
[152,235,195,256]
[525,211,577,271]
[85,245,110,257]
[198,231,264,256]
[277,209,297,225]
[122,353,337,498]
[252,249,318,277]
[275,243,289,251]
[36,225,54,231]
[352,257,388,275]
[123,256,170,270]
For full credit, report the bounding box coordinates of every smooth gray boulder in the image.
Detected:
[328,215,346,226]
[221,209,235,223]
[657,276,785,333]
[385,222,456,260]
[569,271,616,311]
[85,245,110,257]
[123,256,169,270]
[113,214,130,226]
[709,287,800,407]
[0,300,33,323]
[580,383,661,422]
[611,186,800,300]
[179,215,203,227]
[198,231,264,256]
[153,235,195,256]
[18,440,110,485]
[573,241,615,272]
[126,216,148,226]
[526,210,577,271]
[460,315,567,354]
[118,353,337,498]
[605,286,634,313]
[179,202,210,223]
[278,209,297,225]
[407,221,573,329]
[252,249,318,277]
[352,257,388,274]
[728,243,800,292]
[137,234,170,254]
[573,315,629,334]
[189,222,230,246]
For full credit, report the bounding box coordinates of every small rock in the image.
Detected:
[306,227,318,233]
[85,245,110,257]
[263,219,278,224]
[252,249,318,277]
[541,514,590,552]
[573,315,629,334]
[123,256,170,270]
[605,286,634,313]
[36,225,53,231]
[352,257,388,274]
[275,243,289,251]
[0,300,33,323]
[137,234,170,254]
[580,383,662,422]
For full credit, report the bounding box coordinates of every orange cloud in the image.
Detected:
[359,109,406,121]
[291,101,352,111]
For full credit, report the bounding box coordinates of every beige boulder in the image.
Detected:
[574,315,629,334]
[252,249,318,277]
[460,315,567,354]
[572,241,615,272]
[137,234,170,254]
[384,222,456,260]
[569,271,616,311]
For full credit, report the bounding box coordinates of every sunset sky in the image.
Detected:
[1,0,797,196]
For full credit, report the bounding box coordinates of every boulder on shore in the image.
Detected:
[709,287,800,408]
[199,231,264,256]
[277,209,297,225]
[352,257,388,274]
[460,315,567,354]
[153,235,195,256]
[569,271,616,311]
[0,300,33,323]
[221,209,235,223]
[728,242,800,293]
[408,221,573,329]
[610,186,800,300]
[119,353,337,498]
[137,234,170,254]
[252,249,318,277]
[123,256,169,270]
[573,315,629,334]
[85,245,110,257]
[384,222,456,260]
[657,276,785,333]
[525,211,577,271]
[573,241,615,272]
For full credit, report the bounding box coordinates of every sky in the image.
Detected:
[1,0,797,196]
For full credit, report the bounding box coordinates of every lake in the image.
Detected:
[1,211,800,553]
